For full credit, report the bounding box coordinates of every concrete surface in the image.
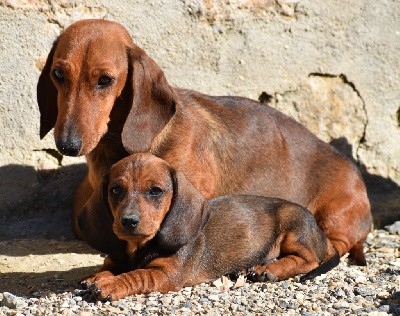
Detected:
[0,0,399,232]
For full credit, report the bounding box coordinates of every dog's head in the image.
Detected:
[107,153,175,248]
[38,19,176,156]
[79,153,205,254]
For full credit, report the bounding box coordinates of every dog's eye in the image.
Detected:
[147,186,164,197]
[52,69,64,83]
[97,75,113,88]
[110,185,121,196]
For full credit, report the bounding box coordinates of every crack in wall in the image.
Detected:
[308,73,368,161]
[47,18,63,29]
[258,73,369,164]
[397,107,400,128]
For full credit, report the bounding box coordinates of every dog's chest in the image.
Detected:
[127,240,166,270]
[87,139,128,186]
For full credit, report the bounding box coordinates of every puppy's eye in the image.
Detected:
[96,75,114,88]
[52,69,64,83]
[110,185,121,196]
[147,186,164,197]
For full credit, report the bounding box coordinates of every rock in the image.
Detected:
[385,221,400,235]
[208,294,220,301]
[354,286,378,297]
[1,292,28,309]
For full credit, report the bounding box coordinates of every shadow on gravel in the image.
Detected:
[0,239,99,256]
[379,290,400,315]
[330,137,400,228]
[0,266,99,297]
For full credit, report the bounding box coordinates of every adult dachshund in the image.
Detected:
[37,19,372,265]
[78,153,340,301]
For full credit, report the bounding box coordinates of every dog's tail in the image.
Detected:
[300,251,340,282]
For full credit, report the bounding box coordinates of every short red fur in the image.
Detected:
[37,19,372,270]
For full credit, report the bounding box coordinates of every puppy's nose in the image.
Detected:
[56,137,82,156]
[121,215,140,229]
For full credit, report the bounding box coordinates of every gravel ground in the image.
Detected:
[1,223,399,315]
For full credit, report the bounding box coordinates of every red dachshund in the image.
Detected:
[37,19,372,266]
[78,153,340,301]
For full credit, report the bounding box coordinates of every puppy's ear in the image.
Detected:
[157,169,206,252]
[78,174,126,254]
[37,39,59,139]
[122,46,176,153]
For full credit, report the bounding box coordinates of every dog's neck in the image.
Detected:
[85,93,132,187]
[125,234,155,256]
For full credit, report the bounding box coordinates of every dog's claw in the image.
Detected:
[74,288,92,296]
[257,271,267,282]
[79,280,90,289]
[94,288,102,295]
[265,273,277,281]
[245,268,258,282]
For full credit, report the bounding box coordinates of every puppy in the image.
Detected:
[79,153,339,301]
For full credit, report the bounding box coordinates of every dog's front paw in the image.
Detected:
[90,276,124,301]
[246,266,277,282]
[80,270,115,288]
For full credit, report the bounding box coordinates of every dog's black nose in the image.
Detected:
[56,138,82,156]
[121,215,140,229]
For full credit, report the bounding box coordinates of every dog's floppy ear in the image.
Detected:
[157,169,206,252]
[122,46,176,153]
[37,39,59,139]
[78,174,126,254]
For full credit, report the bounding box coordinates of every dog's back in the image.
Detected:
[174,89,371,265]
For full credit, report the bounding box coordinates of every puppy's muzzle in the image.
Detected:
[121,214,140,230]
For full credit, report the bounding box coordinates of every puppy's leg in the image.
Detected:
[248,233,321,281]
[250,256,319,282]
[72,174,93,239]
[90,257,182,301]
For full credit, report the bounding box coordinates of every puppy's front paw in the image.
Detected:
[246,266,277,282]
[90,276,123,301]
[80,270,115,288]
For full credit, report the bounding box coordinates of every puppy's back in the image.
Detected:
[197,195,334,280]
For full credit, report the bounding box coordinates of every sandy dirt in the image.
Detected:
[0,239,103,297]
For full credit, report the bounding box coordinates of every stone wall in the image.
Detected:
[0,0,399,224]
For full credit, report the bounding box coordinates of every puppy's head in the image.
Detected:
[108,153,206,252]
[38,19,175,156]
[108,153,174,247]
